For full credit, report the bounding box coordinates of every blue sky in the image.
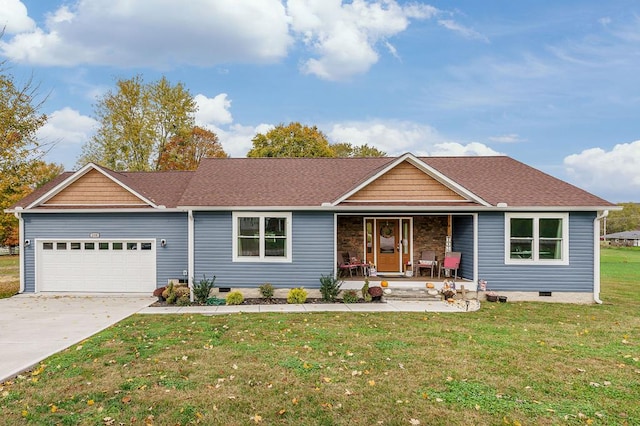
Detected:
[1,0,639,203]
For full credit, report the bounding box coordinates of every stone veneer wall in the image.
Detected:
[336,216,365,262]
[412,216,448,263]
[337,215,449,264]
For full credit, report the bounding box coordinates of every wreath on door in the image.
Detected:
[380,224,393,238]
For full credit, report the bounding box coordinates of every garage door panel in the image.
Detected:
[37,240,156,292]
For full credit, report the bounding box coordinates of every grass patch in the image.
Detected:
[1,248,639,424]
[0,255,19,298]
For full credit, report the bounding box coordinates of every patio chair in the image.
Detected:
[338,252,359,277]
[440,251,461,280]
[415,250,438,277]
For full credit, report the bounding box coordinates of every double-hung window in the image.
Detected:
[233,212,292,262]
[505,213,568,265]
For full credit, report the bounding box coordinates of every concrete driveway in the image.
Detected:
[0,294,154,382]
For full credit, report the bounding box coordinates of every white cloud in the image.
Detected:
[207,123,273,158]
[564,140,640,202]
[0,0,292,67]
[0,0,35,33]
[194,94,233,126]
[328,120,441,155]
[288,0,437,80]
[437,19,488,42]
[430,142,502,156]
[327,120,500,157]
[37,108,98,167]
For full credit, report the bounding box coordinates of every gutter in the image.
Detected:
[188,209,195,302]
[14,211,25,293]
[593,210,609,304]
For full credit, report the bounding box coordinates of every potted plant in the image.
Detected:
[486,291,498,302]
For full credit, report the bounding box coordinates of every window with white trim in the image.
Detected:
[505,213,569,264]
[232,212,292,262]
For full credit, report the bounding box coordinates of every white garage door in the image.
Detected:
[36,240,156,292]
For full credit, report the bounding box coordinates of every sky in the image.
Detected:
[1,0,639,203]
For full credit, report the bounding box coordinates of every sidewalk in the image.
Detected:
[139,299,480,314]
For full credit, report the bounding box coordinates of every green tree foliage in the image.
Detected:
[1,63,61,245]
[78,75,197,171]
[157,126,227,171]
[605,203,640,234]
[248,122,386,158]
[247,122,334,158]
[330,142,386,157]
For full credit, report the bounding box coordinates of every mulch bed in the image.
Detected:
[150,297,383,307]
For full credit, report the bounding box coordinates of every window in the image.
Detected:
[84,242,95,250]
[99,242,109,250]
[56,242,67,250]
[43,242,53,250]
[70,242,81,250]
[233,212,292,262]
[127,242,138,250]
[112,242,123,250]
[505,213,568,264]
[141,242,152,250]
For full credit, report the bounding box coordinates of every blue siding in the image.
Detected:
[194,211,334,288]
[452,215,474,279]
[477,212,595,292]
[22,212,188,292]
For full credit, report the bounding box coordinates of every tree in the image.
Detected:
[78,75,197,171]
[330,142,386,157]
[0,160,63,246]
[247,122,335,158]
[1,60,62,246]
[157,126,227,171]
[605,203,640,234]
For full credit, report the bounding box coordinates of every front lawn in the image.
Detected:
[0,255,19,299]
[0,248,638,425]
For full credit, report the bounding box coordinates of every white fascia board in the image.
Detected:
[26,163,158,209]
[17,207,185,214]
[330,153,491,207]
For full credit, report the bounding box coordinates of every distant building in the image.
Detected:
[604,230,640,247]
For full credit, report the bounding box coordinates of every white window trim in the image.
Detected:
[232,212,292,263]
[504,212,569,265]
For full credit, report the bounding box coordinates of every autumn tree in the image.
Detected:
[78,75,197,171]
[247,122,335,158]
[157,126,227,171]
[605,203,640,234]
[330,142,386,157]
[1,62,61,246]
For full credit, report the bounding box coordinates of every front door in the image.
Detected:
[377,220,400,273]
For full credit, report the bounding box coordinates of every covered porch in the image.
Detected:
[335,214,477,289]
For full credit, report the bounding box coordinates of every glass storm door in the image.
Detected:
[377,220,400,273]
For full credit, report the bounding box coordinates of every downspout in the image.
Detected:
[188,209,195,302]
[14,211,25,293]
[593,210,609,304]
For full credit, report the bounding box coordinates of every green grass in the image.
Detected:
[0,255,19,298]
[0,248,639,425]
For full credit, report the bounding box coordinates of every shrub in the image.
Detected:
[361,279,372,302]
[287,287,308,304]
[177,295,191,306]
[175,286,190,298]
[206,297,226,306]
[226,291,244,305]
[259,283,274,299]
[194,275,216,304]
[153,286,166,299]
[166,293,177,305]
[368,286,383,298]
[162,282,174,300]
[319,273,343,302]
[342,290,358,304]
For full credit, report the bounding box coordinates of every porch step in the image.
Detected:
[383,287,443,301]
